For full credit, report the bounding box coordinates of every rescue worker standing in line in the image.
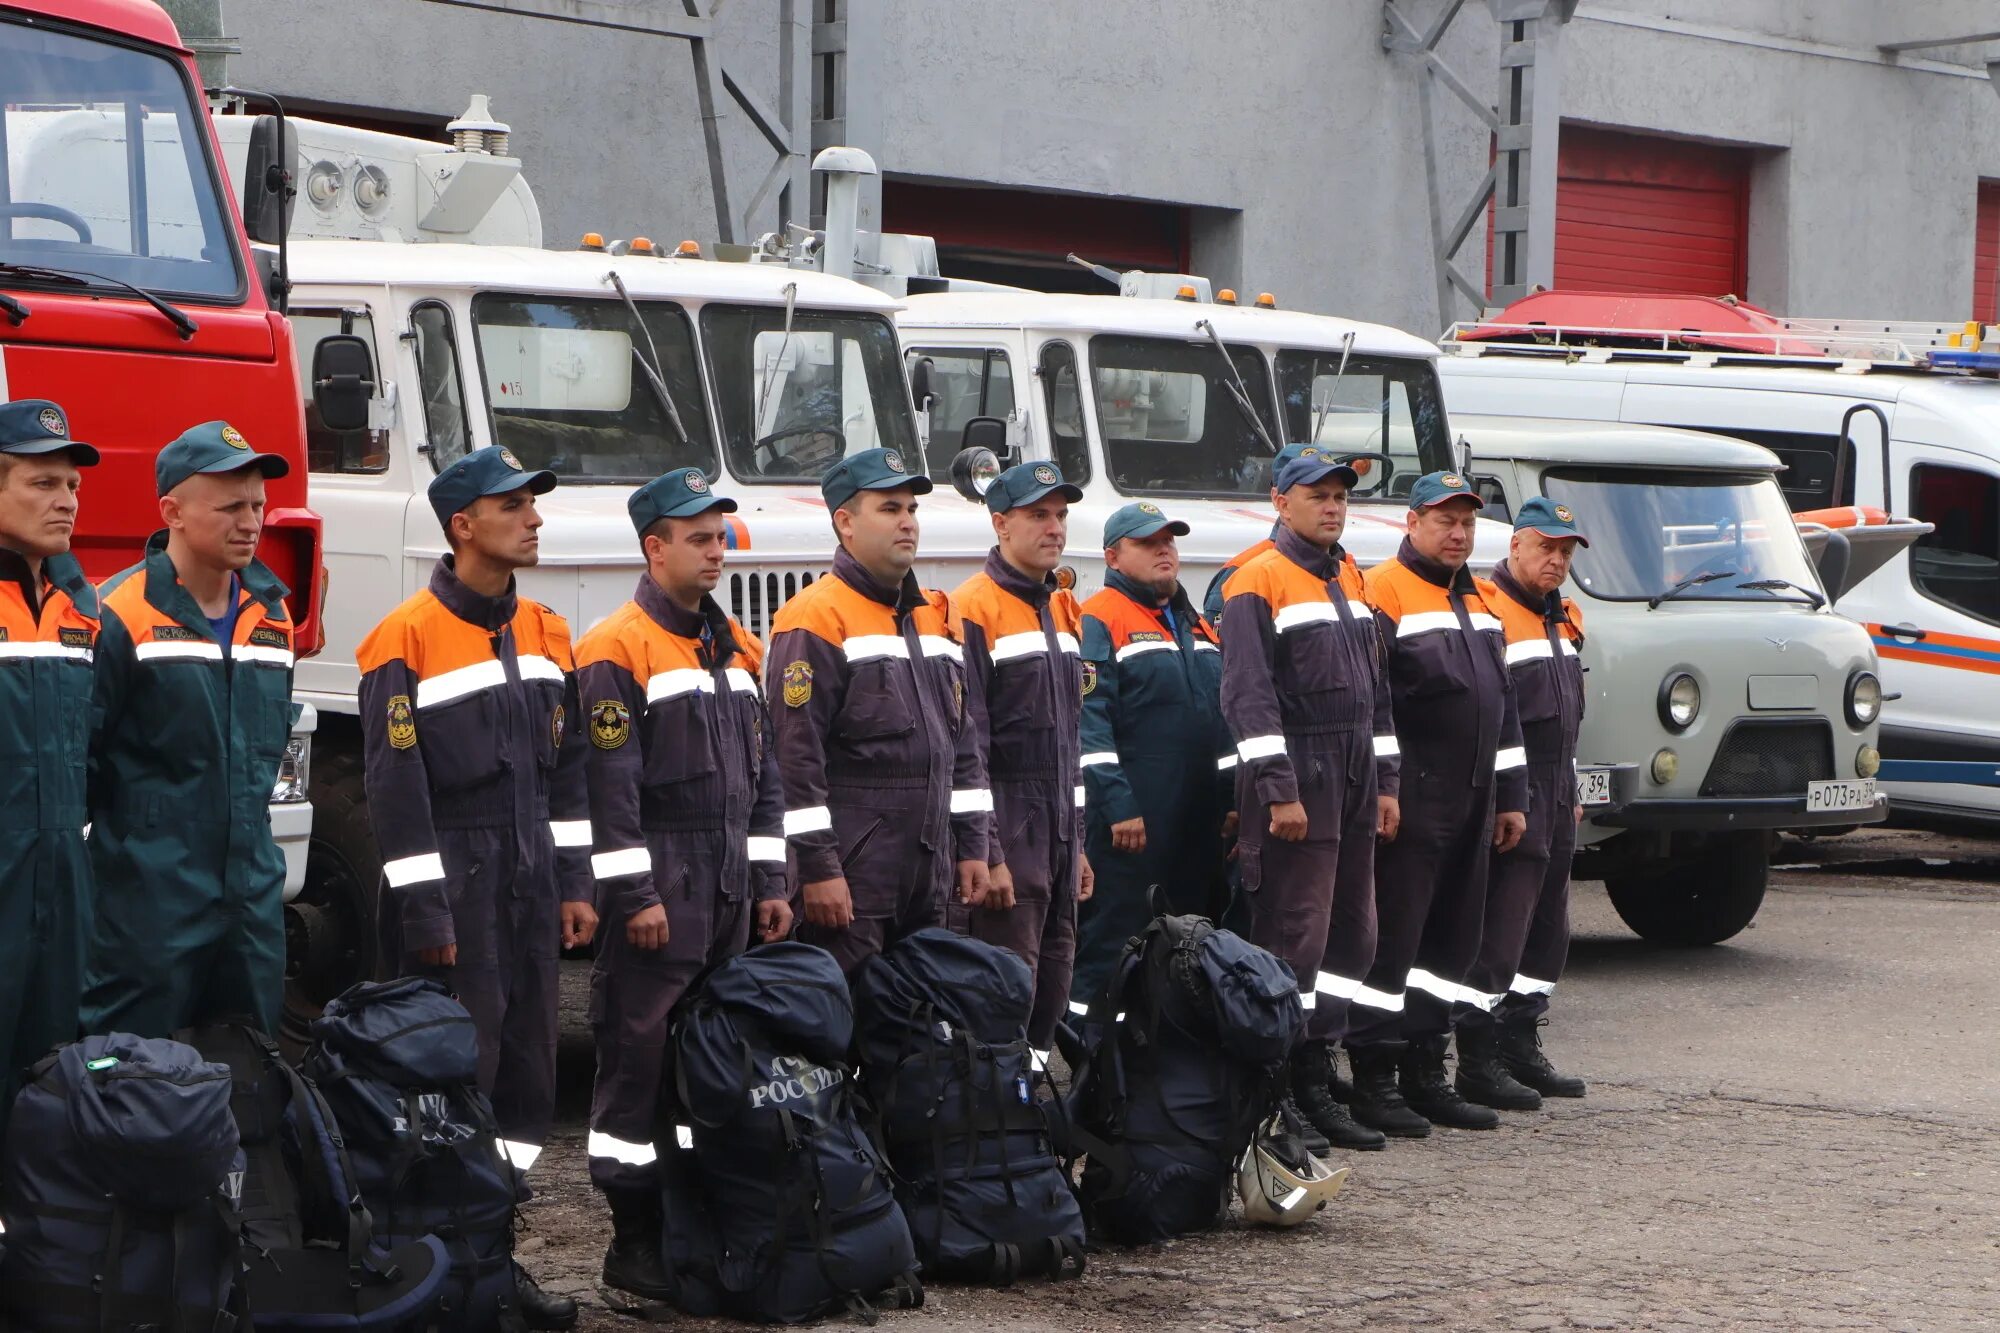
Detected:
[1074,502,1236,1007]
[1202,443,1315,625]
[84,423,296,1040]
[1454,497,1590,1108]
[952,462,1093,1061]
[356,446,597,1331]
[0,402,99,1134]
[1221,450,1400,1153]
[1347,471,1527,1137]
[577,469,793,1300]
[767,447,989,975]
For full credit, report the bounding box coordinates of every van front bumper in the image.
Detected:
[1593,794,1888,832]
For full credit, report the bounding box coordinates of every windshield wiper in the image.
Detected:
[605,269,693,451]
[1738,577,1826,609]
[754,281,798,444]
[0,261,195,340]
[1194,318,1279,456]
[1310,331,1358,444]
[1647,569,1738,610]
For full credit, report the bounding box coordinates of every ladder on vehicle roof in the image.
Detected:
[1443,315,2000,373]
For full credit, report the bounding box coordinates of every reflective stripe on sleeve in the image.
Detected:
[135,640,226,664]
[1273,601,1341,633]
[1495,746,1528,772]
[950,788,993,815]
[1080,751,1120,768]
[586,1131,657,1167]
[592,847,651,880]
[1509,974,1557,997]
[1236,734,1286,762]
[1373,734,1400,758]
[549,820,593,848]
[416,659,506,708]
[784,806,832,836]
[383,852,446,887]
[747,835,787,863]
[1505,639,1555,665]
[1395,610,1459,638]
[1115,639,1177,661]
[844,634,908,662]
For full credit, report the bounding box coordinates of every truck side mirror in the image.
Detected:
[241,114,298,246]
[958,415,1016,468]
[908,356,937,413]
[312,334,376,434]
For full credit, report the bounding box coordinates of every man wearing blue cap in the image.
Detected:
[356,445,597,1329]
[766,447,991,975]
[950,461,1092,1061]
[84,422,298,1040]
[1220,448,1400,1153]
[1074,501,1236,1006]
[575,469,792,1300]
[0,400,100,1137]
[1456,497,1590,1108]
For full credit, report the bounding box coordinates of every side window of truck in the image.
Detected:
[411,302,472,470]
[1908,463,2000,625]
[292,309,389,474]
[906,347,1014,476]
[1038,342,1091,485]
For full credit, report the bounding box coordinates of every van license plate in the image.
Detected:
[1576,768,1612,807]
[1806,779,1877,813]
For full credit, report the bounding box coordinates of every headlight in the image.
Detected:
[272,735,311,804]
[1846,671,1882,727]
[1658,672,1700,732]
[1650,748,1679,785]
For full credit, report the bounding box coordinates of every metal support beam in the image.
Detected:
[1880,29,2000,53]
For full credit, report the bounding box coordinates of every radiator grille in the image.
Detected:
[728,569,823,638]
[1699,719,1835,798]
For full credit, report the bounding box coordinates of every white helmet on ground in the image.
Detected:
[1237,1113,1350,1227]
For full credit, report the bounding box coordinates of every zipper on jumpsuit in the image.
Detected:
[897,608,947,840]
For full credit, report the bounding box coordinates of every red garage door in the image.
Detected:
[1973,181,2000,322]
[1553,127,1750,297]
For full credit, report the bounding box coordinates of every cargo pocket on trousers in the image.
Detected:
[1237,842,1263,895]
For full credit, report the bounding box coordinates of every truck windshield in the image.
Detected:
[0,15,242,300]
[470,293,717,483]
[1089,334,1281,497]
[1274,351,1452,501]
[1543,469,1827,605]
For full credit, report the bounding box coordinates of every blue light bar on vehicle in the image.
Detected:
[1925,349,2000,374]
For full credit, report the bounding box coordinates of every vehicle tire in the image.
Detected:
[1604,831,1769,946]
[283,745,383,1055]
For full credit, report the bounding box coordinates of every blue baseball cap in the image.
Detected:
[985,460,1083,513]
[1514,495,1589,547]
[427,445,556,527]
[820,446,931,511]
[1407,469,1484,511]
[0,399,97,466]
[1103,501,1189,547]
[1273,445,1360,495]
[156,421,289,496]
[629,467,737,534]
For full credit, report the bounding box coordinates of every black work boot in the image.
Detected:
[1498,1014,1588,1098]
[1346,1043,1432,1139]
[1399,1035,1500,1130]
[1454,1022,1543,1110]
[513,1261,579,1330]
[1281,1090,1332,1157]
[601,1189,674,1301]
[1324,1047,1356,1104]
[1292,1042,1386,1151]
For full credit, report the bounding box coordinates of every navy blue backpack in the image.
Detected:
[675,942,922,1324]
[302,978,522,1333]
[854,929,1086,1284]
[0,1033,244,1331]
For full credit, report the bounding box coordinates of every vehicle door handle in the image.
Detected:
[1885,623,1926,641]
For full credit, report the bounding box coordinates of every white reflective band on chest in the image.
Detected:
[1192,640,1219,653]
[233,644,294,668]
[549,820,592,848]
[648,667,712,701]
[1273,601,1342,634]
[496,1139,542,1172]
[416,658,506,709]
[784,805,832,836]
[1505,639,1554,665]
[1558,638,1578,656]
[1315,970,1362,999]
[1466,613,1503,636]
[1495,746,1528,772]
[844,634,908,662]
[516,654,566,686]
[383,851,446,887]
[135,640,225,664]
[747,835,787,863]
[0,641,92,663]
[1055,632,1080,655]
[1406,967,1503,1011]
[1395,610,1459,638]
[1080,751,1120,768]
[1217,754,1238,771]
[919,635,962,662]
[1351,983,1404,1013]
[1115,638,1177,661]
[989,630,1049,663]
[1074,784,1086,808]
[1509,973,1557,997]
[586,1130,657,1167]
[951,788,994,814]
[1237,734,1286,762]
[725,666,759,693]
[592,846,651,880]
[1373,734,1400,758]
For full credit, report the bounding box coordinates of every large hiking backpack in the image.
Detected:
[853,929,1086,1284]
[0,1033,244,1331]
[177,1022,451,1330]
[1062,913,1303,1244]
[675,942,922,1324]
[302,978,522,1333]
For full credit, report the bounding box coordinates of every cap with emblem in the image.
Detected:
[155,421,289,496]
[820,446,932,511]
[628,467,738,534]
[1102,501,1190,547]
[1406,469,1484,511]
[1273,445,1360,495]
[983,460,1084,513]
[1512,495,1589,546]
[426,444,557,527]
[0,399,98,466]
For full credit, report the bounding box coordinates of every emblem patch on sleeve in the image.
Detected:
[386,695,417,750]
[551,704,566,750]
[782,660,813,708]
[590,700,631,749]
[1081,660,1097,696]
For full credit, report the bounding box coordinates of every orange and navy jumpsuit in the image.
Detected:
[765,547,988,975]
[952,548,1085,1054]
[0,548,97,1128]
[1349,538,1527,1050]
[84,535,296,1039]
[1220,525,1400,1044]
[1202,528,1276,627]
[575,577,786,1197]
[1465,559,1587,1026]
[356,557,593,1167]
